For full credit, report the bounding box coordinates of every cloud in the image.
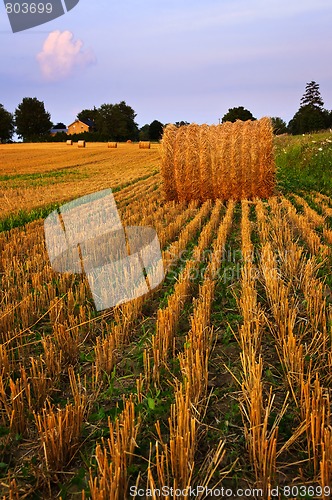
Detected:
[37,30,96,81]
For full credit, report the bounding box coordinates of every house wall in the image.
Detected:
[67,121,90,135]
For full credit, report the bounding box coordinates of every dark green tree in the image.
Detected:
[53,122,67,129]
[175,121,189,127]
[139,124,150,141]
[149,120,164,141]
[0,104,14,143]
[288,106,328,135]
[96,101,138,141]
[326,110,332,128]
[288,81,329,134]
[271,117,288,135]
[222,106,256,123]
[77,107,100,128]
[300,81,324,108]
[15,97,52,141]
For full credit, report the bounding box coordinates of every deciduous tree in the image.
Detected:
[96,101,138,141]
[271,117,288,135]
[0,103,14,143]
[222,106,256,122]
[139,124,150,141]
[149,120,164,141]
[15,97,52,141]
[77,107,100,127]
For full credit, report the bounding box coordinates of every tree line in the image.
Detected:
[0,98,165,143]
[0,81,331,143]
[221,82,332,135]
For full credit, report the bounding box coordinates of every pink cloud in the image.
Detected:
[37,30,96,81]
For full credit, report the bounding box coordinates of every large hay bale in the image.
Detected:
[139,141,151,149]
[160,118,275,201]
[108,142,118,148]
[66,140,73,146]
[78,140,86,148]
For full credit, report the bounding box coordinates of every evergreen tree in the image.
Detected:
[300,81,324,108]
[288,81,328,134]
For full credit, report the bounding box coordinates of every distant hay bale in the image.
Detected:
[139,141,151,149]
[66,140,73,146]
[77,140,86,148]
[126,140,132,144]
[108,142,118,148]
[160,118,275,201]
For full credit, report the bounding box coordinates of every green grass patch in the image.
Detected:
[275,132,332,195]
[0,169,88,189]
[0,204,61,232]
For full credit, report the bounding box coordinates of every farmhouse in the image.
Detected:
[67,118,96,135]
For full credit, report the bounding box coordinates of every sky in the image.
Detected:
[0,0,331,129]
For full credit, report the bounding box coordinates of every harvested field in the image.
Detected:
[0,142,160,221]
[0,133,331,499]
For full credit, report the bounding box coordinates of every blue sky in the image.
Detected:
[0,0,331,128]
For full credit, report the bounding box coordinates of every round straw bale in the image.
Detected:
[257,117,275,198]
[160,118,275,202]
[173,126,187,201]
[139,141,151,149]
[185,124,201,201]
[160,124,178,201]
[199,124,213,201]
[66,140,73,145]
[78,140,86,148]
[108,142,118,148]
[126,140,132,143]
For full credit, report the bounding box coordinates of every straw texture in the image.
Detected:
[139,141,151,149]
[160,118,275,201]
